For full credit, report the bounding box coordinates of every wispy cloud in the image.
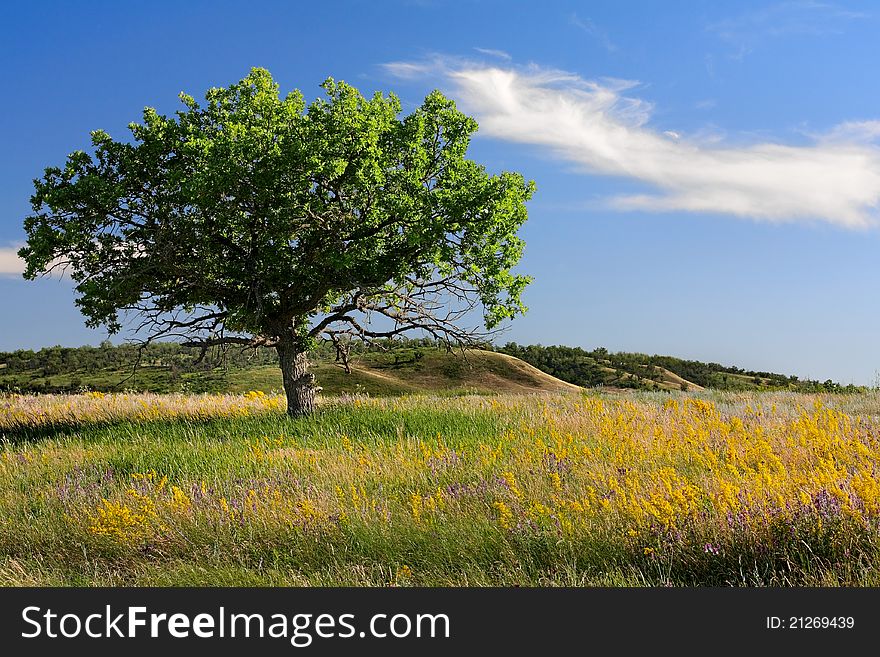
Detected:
[569,13,617,52]
[384,57,880,228]
[473,47,511,61]
[0,246,24,276]
[707,1,869,59]
[382,61,434,80]
[817,120,880,144]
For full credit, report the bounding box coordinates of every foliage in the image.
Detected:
[19,68,533,349]
[18,68,534,414]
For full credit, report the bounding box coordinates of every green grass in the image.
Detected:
[0,399,517,586]
[4,390,880,586]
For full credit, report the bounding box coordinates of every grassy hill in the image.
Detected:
[0,339,862,396]
[220,349,581,396]
[0,345,580,396]
[497,343,863,394]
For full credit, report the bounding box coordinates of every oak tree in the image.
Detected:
[19,68,534,416]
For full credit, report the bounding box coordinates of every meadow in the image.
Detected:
[2,389,880,586]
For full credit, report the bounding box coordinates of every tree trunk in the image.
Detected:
[277,337,320,418]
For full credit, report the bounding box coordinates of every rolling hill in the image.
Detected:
[0,346,582,396]
[0,339,861,396]
[497,343,862,394]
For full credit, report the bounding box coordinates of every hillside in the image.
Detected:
[497,343,862,393]
[0,339,862,396]
[0,345,580,396]
[221,349,581,396]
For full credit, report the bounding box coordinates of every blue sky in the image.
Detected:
[2,0,880,384]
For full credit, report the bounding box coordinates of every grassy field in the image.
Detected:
[2,389,880,586]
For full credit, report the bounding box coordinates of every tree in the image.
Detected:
[19,68,535,416]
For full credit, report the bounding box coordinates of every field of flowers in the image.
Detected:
[2,389,880,586]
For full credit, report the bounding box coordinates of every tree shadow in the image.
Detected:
[0,411,295,447]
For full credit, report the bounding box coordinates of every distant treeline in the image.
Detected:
[497,343,863,393]
[0,338,863,394]
[0,336,467,376]
[0,341,277,377]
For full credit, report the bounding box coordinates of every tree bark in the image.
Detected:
[277,336,320,417]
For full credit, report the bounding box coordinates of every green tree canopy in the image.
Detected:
[19,68,535,415]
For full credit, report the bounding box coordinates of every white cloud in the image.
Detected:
[0,244,69,278]
[387,58,880,229]
[818,120,880,144]
[473,47,511,61]
[0,246,24,276]
[381,61,433,80]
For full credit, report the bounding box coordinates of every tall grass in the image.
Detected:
[2,390,880,586]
